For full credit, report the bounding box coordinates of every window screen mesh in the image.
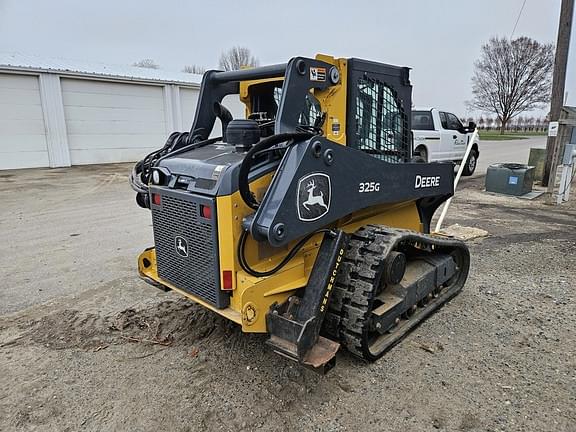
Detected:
[354,76,410,163]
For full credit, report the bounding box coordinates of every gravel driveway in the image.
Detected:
[0,165,574,431]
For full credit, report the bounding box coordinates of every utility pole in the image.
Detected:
[543,0,574,186]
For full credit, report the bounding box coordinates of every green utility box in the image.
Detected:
[485,163,535,196]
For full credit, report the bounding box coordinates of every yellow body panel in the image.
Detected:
[239,76,283,112]
[238,55,348,143]
[139,196,422,333]
[138,248,242,324]
[314,54,348,145]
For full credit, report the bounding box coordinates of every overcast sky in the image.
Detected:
[0,0,574,118]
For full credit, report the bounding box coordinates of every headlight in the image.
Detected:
[152,170,161,185]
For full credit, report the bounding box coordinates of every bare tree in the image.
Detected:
[495,117,502,131]
[182,64,206,74]
[535,117,543,131]
[469,37,554,134]
[218,46,259,71]
[485,117,494,130]
[516,115,526,131]
[133,59,160,69]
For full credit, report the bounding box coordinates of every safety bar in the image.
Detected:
[434,128,479,233]
[211,63,287,83]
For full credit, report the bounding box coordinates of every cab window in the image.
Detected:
[353,76,409,163]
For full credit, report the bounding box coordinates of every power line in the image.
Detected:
[511,0,528,39]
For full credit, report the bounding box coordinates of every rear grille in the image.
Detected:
[151,190,228,308]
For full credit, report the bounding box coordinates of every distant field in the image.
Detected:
[479,131,547,141]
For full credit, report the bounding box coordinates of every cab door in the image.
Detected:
[438,111,457,160]
[442,112,467,160]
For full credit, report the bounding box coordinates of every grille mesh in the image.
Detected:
[151,194,220,305]
[354,76,410,163]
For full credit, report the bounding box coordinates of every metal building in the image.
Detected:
[0,53,243,170]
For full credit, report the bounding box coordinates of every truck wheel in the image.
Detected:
[462,149,478,176]
[413,147,427,163]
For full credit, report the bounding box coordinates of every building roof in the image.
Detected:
[0,52,202,86]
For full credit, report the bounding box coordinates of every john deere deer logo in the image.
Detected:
[297,173,331,222]
[303,179,328,211]
[175,236,188,257]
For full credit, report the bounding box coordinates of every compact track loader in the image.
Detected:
[130,55,470,372]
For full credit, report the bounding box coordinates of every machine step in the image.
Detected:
[267,335,339,373]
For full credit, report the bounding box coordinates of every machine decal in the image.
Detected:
[297,173,331,222]
[331,118,340,136]
[414,175,440,189]
[310,67,326,82]
[319,247,344,313]
[358,181,380,193]
[174,236,189,257]
[211,164,226,180]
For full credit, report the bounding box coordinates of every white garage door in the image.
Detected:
[0,74,49,169]
[180,88,246,138]
[61,79,166,165]
[180,87,199,132]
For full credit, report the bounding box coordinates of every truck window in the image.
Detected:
[439,112,449,129]
[411,111,434,130]
[446,113,463,131]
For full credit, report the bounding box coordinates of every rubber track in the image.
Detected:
[323,224,470,361]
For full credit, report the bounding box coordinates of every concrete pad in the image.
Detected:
[437,223,489,241]
[517,190,546,200]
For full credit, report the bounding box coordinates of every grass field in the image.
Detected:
[479,131,547,141]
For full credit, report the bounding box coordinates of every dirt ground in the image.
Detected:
[0,164,574,432]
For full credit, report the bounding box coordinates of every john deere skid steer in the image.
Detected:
[130,55,470,372]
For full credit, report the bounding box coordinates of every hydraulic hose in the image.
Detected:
[129,131,220,197]
[238,132,314,209]
[236,131,324,278]
[238,229,333,278]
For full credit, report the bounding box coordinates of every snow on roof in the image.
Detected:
[0,52,202,86]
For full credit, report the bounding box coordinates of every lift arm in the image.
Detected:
[245,136,455,247]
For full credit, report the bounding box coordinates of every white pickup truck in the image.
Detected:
[411,107,480,176]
